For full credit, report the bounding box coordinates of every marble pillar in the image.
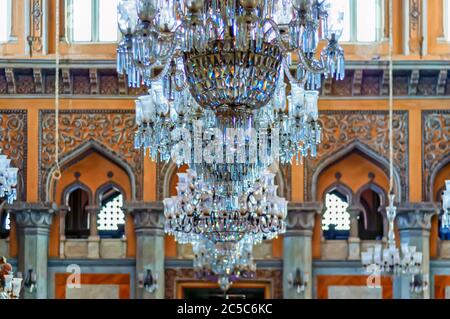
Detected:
[58,206,69,258]
[8,202,56,299]
[347,205,363,260]
[86,205,100,259]
[395,202,437,299]
[283,202,322,299]
[124,201,164,299]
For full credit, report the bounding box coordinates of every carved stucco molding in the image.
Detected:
[123,201,164,235]
[1,63,450,97]
[305,110,409,202]
[0,110,27,201]
[422,110,450,201]
[396,202,438,232]
[38,110,143,201]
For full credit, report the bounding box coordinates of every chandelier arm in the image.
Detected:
[296,49,326,74]
[282,59,307,86]
[260,18,292,52]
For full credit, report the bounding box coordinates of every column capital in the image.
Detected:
[347,204,364,218]
[6,202,57,231]
[285,202,322,236]
[123,201,164,236]
[396,202,438,232]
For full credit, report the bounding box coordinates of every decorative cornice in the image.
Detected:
[1,60,450,98]
[285,202,322,236]
[396,202,438,232]
[6,202,57,229]
[123,201,164,235]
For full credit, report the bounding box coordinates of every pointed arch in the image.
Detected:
[356,182,387,240]
[311,140,402,202]
[61,181,93,207]
[428,154,450,202]
[95,181,128,205]
[44,139,137,202]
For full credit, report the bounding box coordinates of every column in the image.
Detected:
[59,206,69,258]
[8,202,56,299]
[124,201,164,299]
[347,205,363,260]
[283,202,322,299]
[395,202,437,299]
[86,205,100,259]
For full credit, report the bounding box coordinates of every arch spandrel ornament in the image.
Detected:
[0,111,27,201]
[422,110,450,201]
[305,110,408,202]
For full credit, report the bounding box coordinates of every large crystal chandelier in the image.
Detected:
[361,194,423,276]
[118,0,345,172]
[0,151,18,204]
[117,0,345,287]
[193,239,256,291]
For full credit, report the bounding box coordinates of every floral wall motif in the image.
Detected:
[305,110,409,201]
[0,111,27,201]
[422,110,450,200]
[38,110,142,201]
[165,268,282,299]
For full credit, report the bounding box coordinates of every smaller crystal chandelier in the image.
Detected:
[164,169,287,245]
[441,180,450,230]
[0,151,18,204]
[361,194,423,276]
[0,256,23,299]
[193,239,256,291]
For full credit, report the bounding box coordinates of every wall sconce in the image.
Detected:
[24,269,37,293]
[287,268,309,294]
[410,273,428,294]
[138,269,158,293]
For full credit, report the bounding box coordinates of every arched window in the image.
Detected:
[322,189,350,240]
[66,188,90,239]
[445,0,450,41]
[0,0,12,43]
[328,0,383,42]
[358,188,384,240]
[0,210,10,239]
[67,0,119,43]
[97,185,125,238]
[437,186,450,240]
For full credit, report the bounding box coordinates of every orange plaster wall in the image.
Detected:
[316,275,393,299]
[434,275,450,299]
[48,152,134,257]
[54,273,130,299]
